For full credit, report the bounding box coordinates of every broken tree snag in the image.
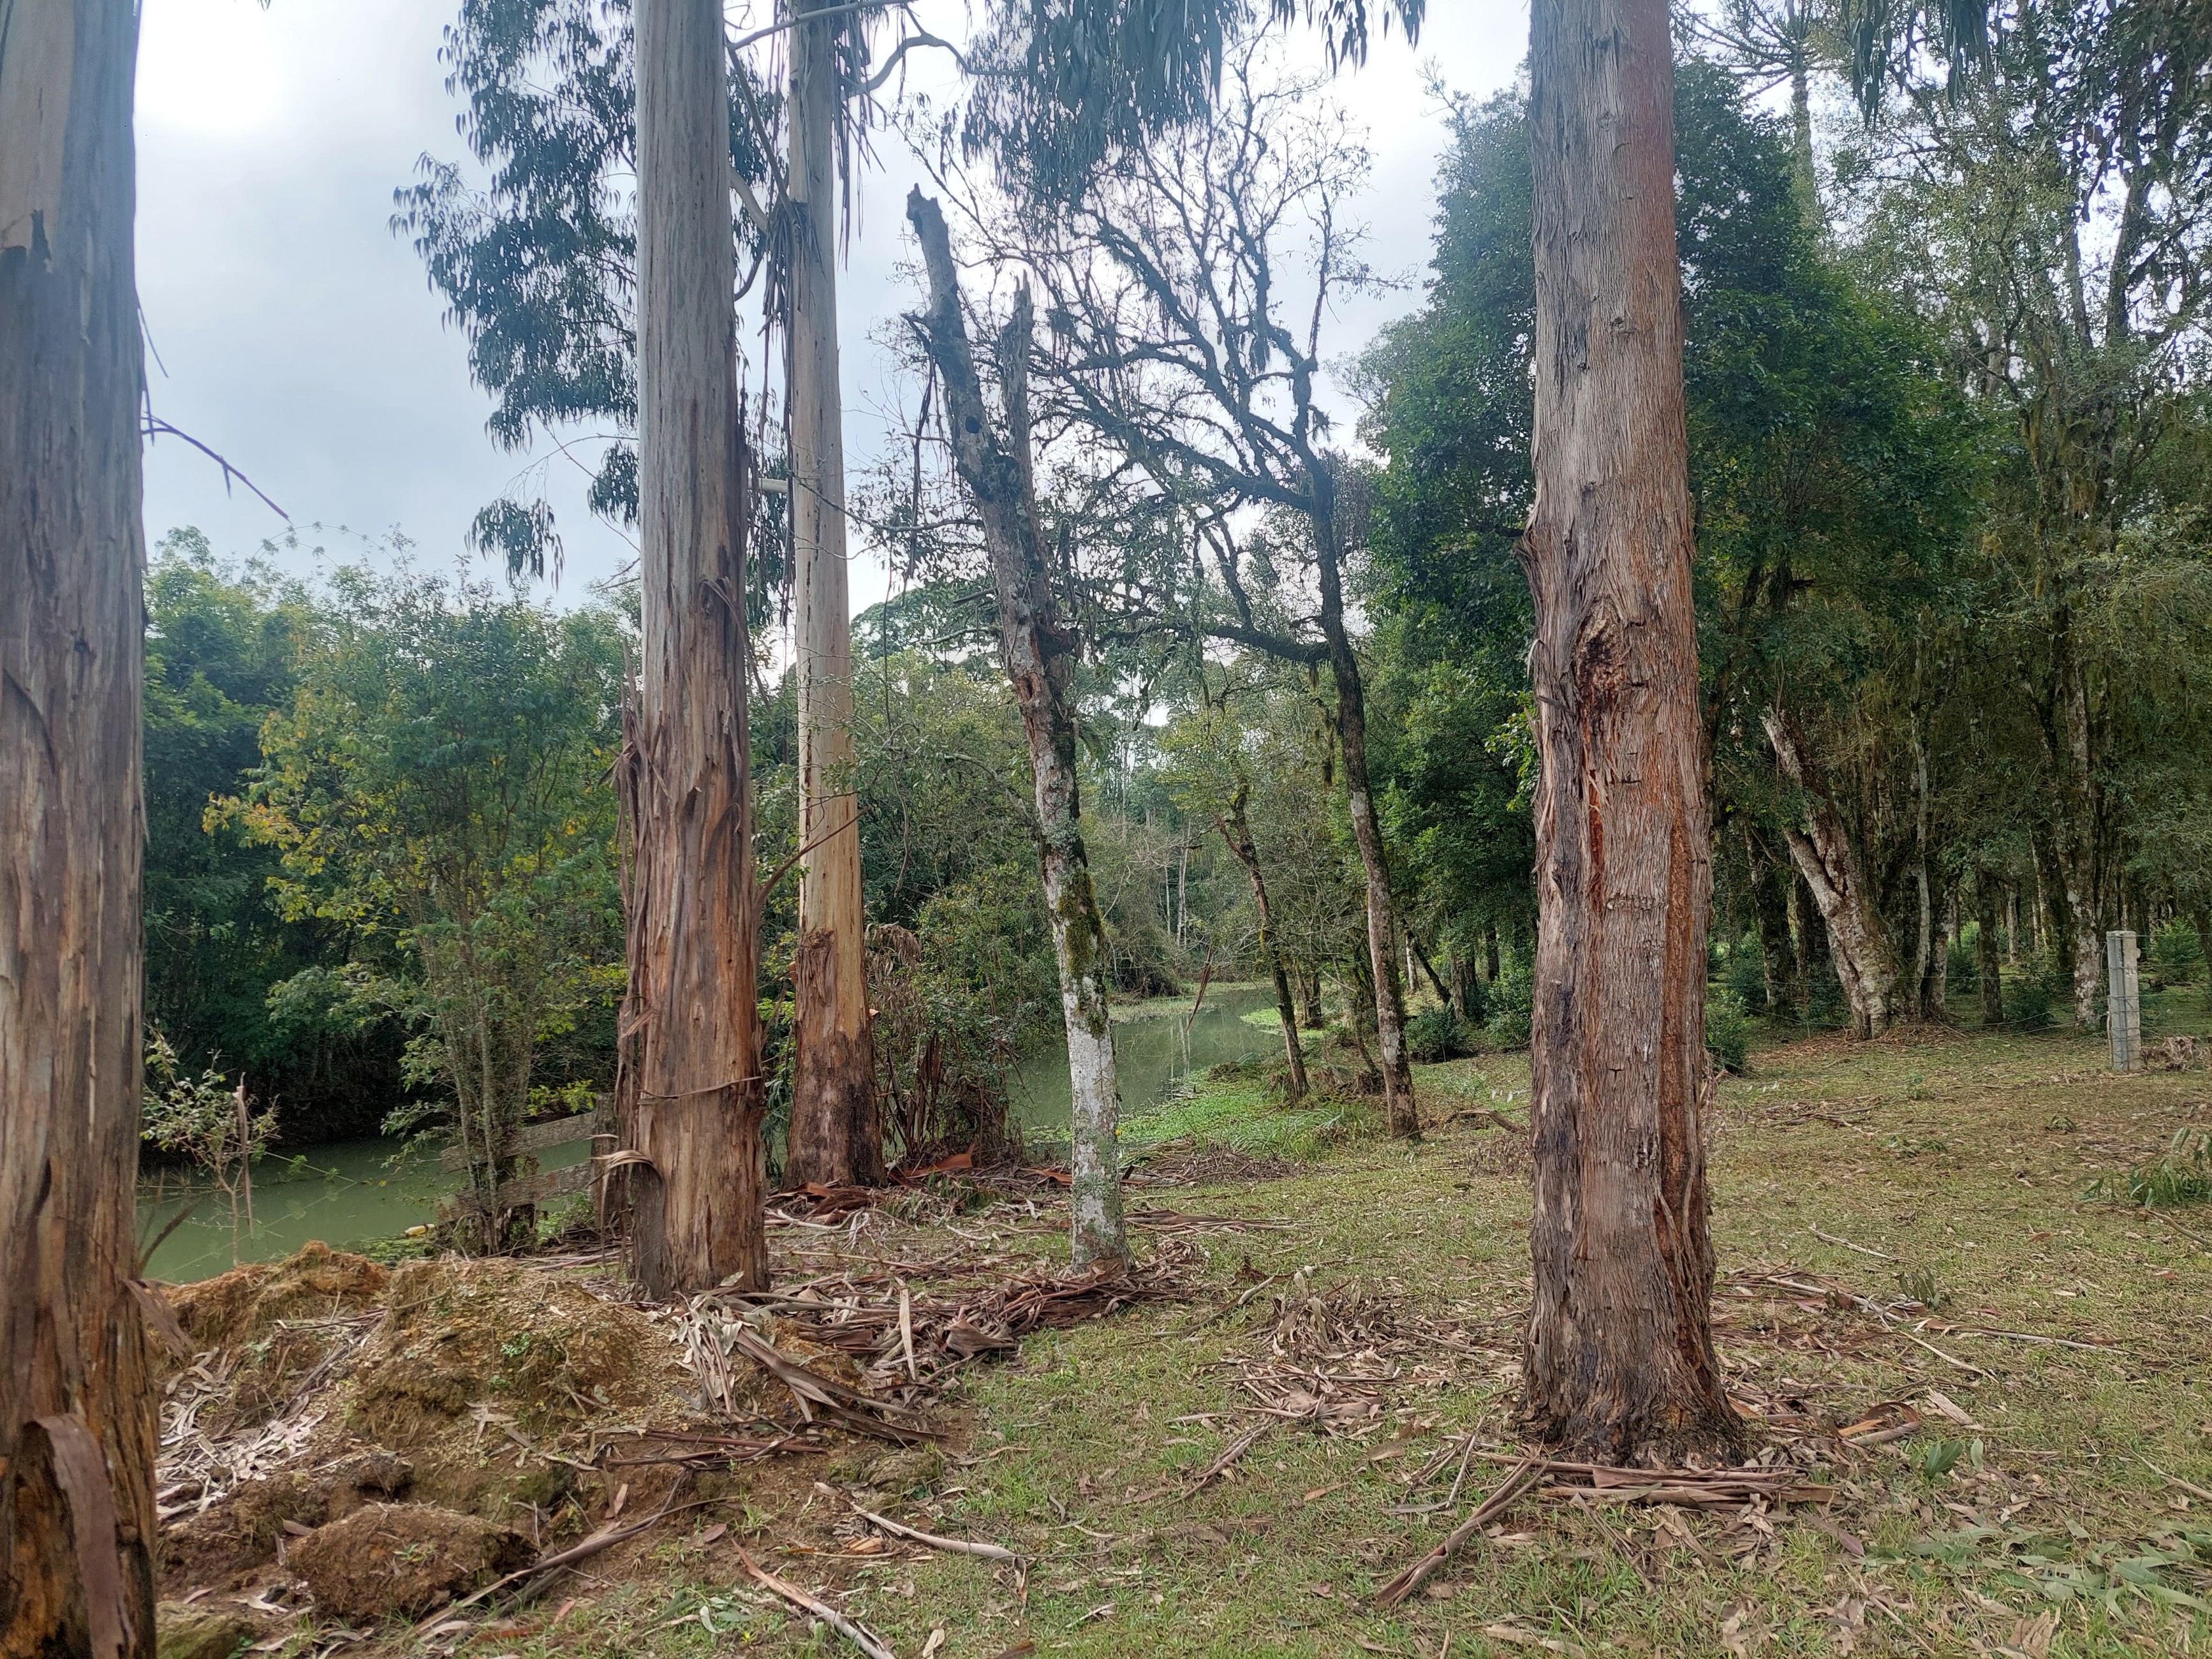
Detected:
[622,0,768,1297]
[1,0,161,1649]
[904,188,1128,1269]
[1520,0,1738,1461]
[783,0,882,1193]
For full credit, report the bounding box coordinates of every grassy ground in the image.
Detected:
[429,990,2212,1659]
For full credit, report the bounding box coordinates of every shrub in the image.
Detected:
[2150,920,2204,988]
[1720,934,1767,1014]
[2004,974,2056,1031]
[2095,1127,2212,1208]
[1484,961,1533,1049]
[1705,992,1751,1075]
[1406,1005,1473,1064]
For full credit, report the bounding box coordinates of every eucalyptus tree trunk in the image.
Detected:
[1,0,161,1646]
[783,0,881,1190]
[1219,781,1308,1100]
[908,189,1127,1269]
[622,0,768,1297]
[1521,0,1737,1463]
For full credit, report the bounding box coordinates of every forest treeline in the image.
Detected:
[145,8,2212,1158]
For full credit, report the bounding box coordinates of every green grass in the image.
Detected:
[1117,1077,1383,1160]
[419,1003,2212,1659]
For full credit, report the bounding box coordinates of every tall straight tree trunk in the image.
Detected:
[1,0,161,1646]
[908,190,1128,1269]
[783,0,881,1189]
[1219,780,1308,1100]
[622,0,768,1297]
[1520,0,1736,1463]
[1313,505,1417,1137]
[1977,875,2006,1026]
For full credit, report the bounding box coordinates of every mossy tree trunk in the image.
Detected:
[907,189,1127,1269]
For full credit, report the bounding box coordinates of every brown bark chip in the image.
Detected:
[290,1503,531,1622]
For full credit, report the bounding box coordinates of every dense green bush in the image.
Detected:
[2150,920,2204,988]
[1705,992,1751,1075]
[1406,1004,1473,1063]
[1720,933,1768,1013]
[2005,973,2058,1031]
[1484,961,1533,1049]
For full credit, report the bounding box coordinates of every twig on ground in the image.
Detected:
[1445,1432,1480,1507]
[1190,1422,1271,1490]
[1810,1225,1894,1260]
[1896,1327,1994,1378]
[853,1504,1022,1564]
[1943,1326,2125,1354]
[737,1547,901,1659]
[2138,1455,2212,1506]
[1373,1456,1542,1607]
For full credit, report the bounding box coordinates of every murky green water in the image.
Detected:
[138,985,1287,1283]
[1010,982,1285,1147]
[138,1133,594,1285]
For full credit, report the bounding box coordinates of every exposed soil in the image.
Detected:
[287,1502,532,1621]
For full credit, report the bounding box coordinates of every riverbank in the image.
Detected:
[154,1002,2212,1656]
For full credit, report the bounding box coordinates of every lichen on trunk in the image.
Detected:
[906,188,1128,1270]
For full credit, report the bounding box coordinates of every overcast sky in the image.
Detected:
[136,0,1525,612]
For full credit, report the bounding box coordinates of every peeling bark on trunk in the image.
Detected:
[783,1,881,1191]
[907,190,1127,1269]
[1520,0,1736,1464]
[621,0,768,1298]
[1764,709,1897,1038]
[1,0,160,1646]
[1219,782,1308,1100]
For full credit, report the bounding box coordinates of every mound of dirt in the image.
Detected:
[289,1503,530,1621]
[163,1245,391,1432]
[353,1257,686,1441]
[160,1454,414,1594]
[155,1602,279,1659]
[167,1243,388,1351]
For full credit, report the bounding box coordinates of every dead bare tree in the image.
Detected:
[2,0,162,1646]
[969,42,1420,1136]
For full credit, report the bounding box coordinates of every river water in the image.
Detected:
[138,984,1287,1283]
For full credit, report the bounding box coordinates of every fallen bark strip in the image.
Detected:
[728,1324,941,1443]
[1458,1449,1829,1503]
[1373,1456,1542,1607]
[738,1545,901,1659]
[853,1504,1022,1564]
